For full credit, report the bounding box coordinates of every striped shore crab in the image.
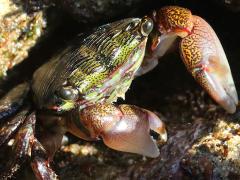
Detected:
[0,6,237,179]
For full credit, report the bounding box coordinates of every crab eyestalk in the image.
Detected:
[151,6,238,113]
[66,104,167,158]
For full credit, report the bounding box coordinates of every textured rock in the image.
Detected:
[181,120,240,179]
[57,0,146,24]
[0,0,48,78]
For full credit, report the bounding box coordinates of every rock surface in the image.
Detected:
[57,0,147,24]
[0,0,48,78]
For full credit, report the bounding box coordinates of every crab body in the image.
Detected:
[32,17,152,112]
[0,6,238,179]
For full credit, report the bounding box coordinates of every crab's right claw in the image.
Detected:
[76,104,167,158]
[180,16,238,113]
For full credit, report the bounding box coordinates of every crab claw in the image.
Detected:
[149,6,238,113]
[180,16,238,113]
[67,104,166,158]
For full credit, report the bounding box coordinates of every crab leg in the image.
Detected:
[180,16,238,113]
[0,110,58,179]
[30,114,67,179]
[0,108,29,146]
[67,103,167,158]
[0,83,29,121]
[0,83,29,146]
[31,139,58,180]
[0,112,35,179]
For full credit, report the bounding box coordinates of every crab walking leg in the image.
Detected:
[180,16,238,113]
[0,108,29,146]
[0,112,35,179]
[0,83,29,121]
[31,139,58,180]
[67,104,167,158]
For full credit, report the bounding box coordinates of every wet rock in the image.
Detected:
[214,0,240,12]
[0,0,48,78]
[57,0,146,24]
[181,120,240,179]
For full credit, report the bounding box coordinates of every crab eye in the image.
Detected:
[58,86,79,100]
[141,17,153,36]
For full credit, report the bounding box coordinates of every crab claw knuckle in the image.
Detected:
[180,16,238,113]
[79,104,166,158]
[154,6,193,37]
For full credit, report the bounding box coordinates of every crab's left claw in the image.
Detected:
[180,16,238,113]
[67,104,167,158]
[152,6,238,113]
